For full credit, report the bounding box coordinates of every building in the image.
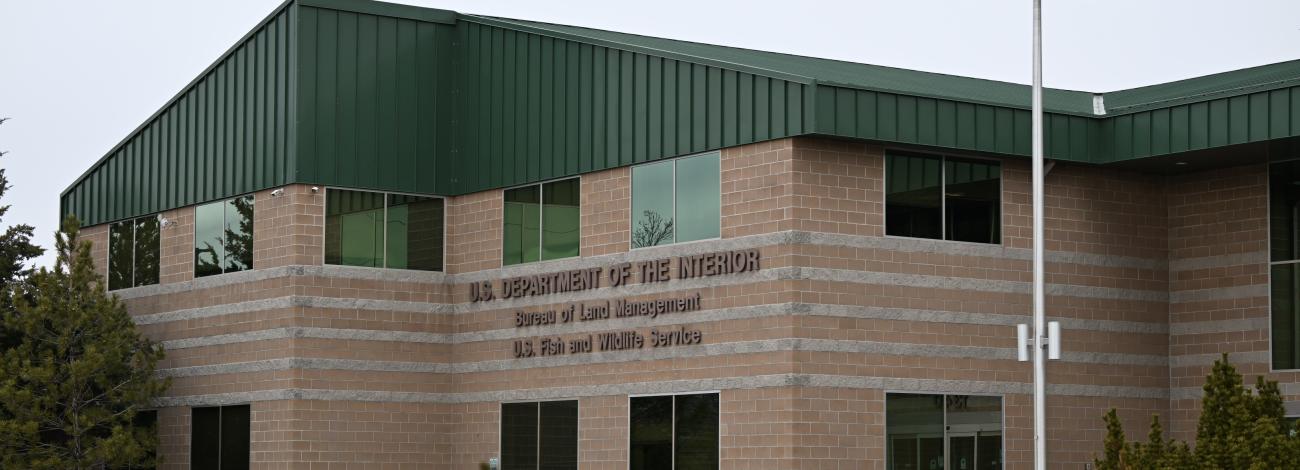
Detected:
[58,0,1300,468]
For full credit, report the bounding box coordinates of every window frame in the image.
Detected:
[628,152,723,251]
[882,149,1004,245]
[320,187,447,272]
[1269,158,1300,372]
[106,213,162,291]
[192,194,256,278]
[626,390,721,470]
[882,391,1006,470]
[500,176,582,266]
[497,398,581,470]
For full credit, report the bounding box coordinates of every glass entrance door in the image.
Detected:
[949,434,974,470]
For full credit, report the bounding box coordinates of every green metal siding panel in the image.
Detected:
[295,5,454,195]
[1103,85,1300,161]
[61,4,295,226]
[449,20,809,194]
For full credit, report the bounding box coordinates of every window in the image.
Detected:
[886,152,1001,244]
[108,215,160,290]
[325,189,445,271]
[1287,417,1298,437]
[629,393,718,470]
[1273,160,1300,370]
[886,394,1002,470]
[503,179,580,265]
[191,405,249,470]
[631,152,720,249]
[194,196,254,277]
[500,400,578,470]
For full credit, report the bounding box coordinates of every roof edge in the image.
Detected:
[298,0,456,24]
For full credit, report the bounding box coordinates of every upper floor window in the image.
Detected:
[503,178,580,266]
[631,152,720,249]
[1271,160,1300,369]
[325,189,445,271]
[195,195,254,278]
[500,400,578,469]
[886,152,1001,244]
[108,215,160,290]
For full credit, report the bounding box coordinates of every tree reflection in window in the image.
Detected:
[195,195,254,278]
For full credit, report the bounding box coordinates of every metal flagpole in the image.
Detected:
[1031,0,1048,469]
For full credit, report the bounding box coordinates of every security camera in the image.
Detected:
[311,186,319,193]
[271,188,285,197]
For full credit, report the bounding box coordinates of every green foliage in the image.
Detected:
[0,217,169,469]
[1096,353,1299,470]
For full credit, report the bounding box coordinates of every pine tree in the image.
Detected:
[0,217,169,469]
[1096,353,1299,469]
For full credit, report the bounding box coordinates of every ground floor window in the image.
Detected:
[501,400,578,470]
[191,404,249,470]
[127,409,158,469]
[629,392,718,470]
[886,394,1002,470]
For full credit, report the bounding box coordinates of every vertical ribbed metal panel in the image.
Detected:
[294,5,455,195]
[446,21,813,194]
[60,4,295,227]
[814,85,1101,162]
[1101,86,1300,162]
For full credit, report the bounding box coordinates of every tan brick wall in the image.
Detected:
[81,222,109,280]
[581,167,631,257]
[254,184,325,270]
[446,190,503,275]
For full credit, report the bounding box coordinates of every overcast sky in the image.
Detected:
[2,0,1297,267]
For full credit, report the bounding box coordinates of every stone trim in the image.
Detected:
[153,373,1170,407]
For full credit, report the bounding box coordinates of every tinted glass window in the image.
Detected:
[629,395,673,470]
[191,405,249,470]
[224,196,253,273]
[325,189,384,268]
[387,194,444,271]
[675,153,721,243]
[1271,160,1300,262]
[194,201,226,277]
[108,220,134,290]
[1273,263,1300,370]
[631,393,717,470]
[887,153,1000,243]
[128,409,159,469]
[632,161,676,248]
[886,154,943,240]
[133,217,160,287]
[945,158,1001,243]
[542,179,581,261]
[674,393,719,470]
[191,407,221,470]
[538,400,579,470]
[886,394,1002,470]
[503,186,541,266]
[501,402,539,470]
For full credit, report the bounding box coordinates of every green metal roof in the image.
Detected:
[61,0,1300,227]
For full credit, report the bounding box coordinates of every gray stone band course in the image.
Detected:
[152,373,1170,407]
[1168,284,1268,304]
[1168,251,1268,273]
[1169,316,1270,336]
[1168,351,1269,369]
[158,302,1167,353]
[1171,382,1300,401]
[134,295,454,326]
[158,337,1167,378]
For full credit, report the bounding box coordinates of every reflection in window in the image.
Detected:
[630,393,718,470]
[1272,160,1300,370]
[887,153,1001,244]
[195,196,254,278]
[503,179,580,266]
[108,215,160,290]
[325,189,444,271]
[501,400,578,470]
[191,404,249,470]
[887,394,1002,470]
[631,152,720,249]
